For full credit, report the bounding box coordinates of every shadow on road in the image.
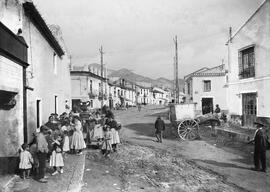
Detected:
[129,137,157,142]
[124,123,178,140]
[146,111,169,118]
[193,159,251,170]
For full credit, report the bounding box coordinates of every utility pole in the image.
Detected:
[105,63,108,100]
[99,46,104,108]
[173,36,179,104]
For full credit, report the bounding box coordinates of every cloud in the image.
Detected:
[34,0,263,79]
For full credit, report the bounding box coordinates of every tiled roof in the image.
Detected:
[185,65,225,79]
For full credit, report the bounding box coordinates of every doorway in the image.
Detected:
[109,99,113,109]
[242,93,257,127]
[202,98,213,114]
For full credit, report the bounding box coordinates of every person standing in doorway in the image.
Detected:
[154,116,165,143]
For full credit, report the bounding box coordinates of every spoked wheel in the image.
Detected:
[177,119,199,140]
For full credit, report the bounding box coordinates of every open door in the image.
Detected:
[202,98,213,115]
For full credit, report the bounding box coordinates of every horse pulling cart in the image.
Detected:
[169,103,220,140]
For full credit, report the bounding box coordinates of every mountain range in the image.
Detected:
[87,64,184,91]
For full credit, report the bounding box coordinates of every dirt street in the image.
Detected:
[82,106,270,192]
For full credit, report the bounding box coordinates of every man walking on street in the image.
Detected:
[154,116,165,143]
[36,125,49,182]
[248,119,269,172]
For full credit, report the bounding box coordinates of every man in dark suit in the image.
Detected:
[154,116,165,143]
[249,119,269,172]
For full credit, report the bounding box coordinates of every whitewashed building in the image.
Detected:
[225,0,270,127]
[184,65,227,114]
[0,0,71,173]
[152,87,170,105]
[108,78,136,108]
[70,69,108,110]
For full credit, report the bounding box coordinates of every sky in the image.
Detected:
[34,0,263,79]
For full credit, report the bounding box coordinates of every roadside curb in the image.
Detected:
[0,175,18,192]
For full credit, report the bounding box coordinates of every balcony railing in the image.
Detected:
[88,92,97,99]
[239,66,255,79]
[98,93,108,100]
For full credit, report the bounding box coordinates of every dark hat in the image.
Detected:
[254,117,269,127]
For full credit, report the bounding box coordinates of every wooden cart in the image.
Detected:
[169,103,220,140]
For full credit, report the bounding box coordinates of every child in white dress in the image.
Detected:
[101,125,112,157]
[71,117,86,155]
[19,143,33,179]
[49,136,64,175]
[61,121,70,158]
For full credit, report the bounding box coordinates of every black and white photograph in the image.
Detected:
[0,0,270,191]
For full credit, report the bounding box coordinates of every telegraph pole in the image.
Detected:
[99,46,104,107]
[173,36,179,104]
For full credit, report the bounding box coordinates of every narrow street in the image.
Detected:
[82,105,270,192]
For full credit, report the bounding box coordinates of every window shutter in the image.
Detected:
[238,51,242,78]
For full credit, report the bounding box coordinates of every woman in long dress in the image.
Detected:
[71,116,86,155]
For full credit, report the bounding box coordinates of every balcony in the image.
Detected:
[239,66,255,79]
[88,92,97,99]
[98,93,108,100]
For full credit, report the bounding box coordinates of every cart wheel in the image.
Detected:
[177,119,199,140]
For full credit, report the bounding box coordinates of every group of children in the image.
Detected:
[18,113,86,179]
[83,111,121,157]
[18,109,121,179]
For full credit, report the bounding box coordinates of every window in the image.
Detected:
[53,53,57,75]
[36,100,41,128]
[187,82,191,95]
[54,95,58,114]
[203,80,211,92]
[98,83,101,93]
[239,46,255,79]
[89,80,93,93]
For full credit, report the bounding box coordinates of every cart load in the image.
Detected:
[169,103,220,140]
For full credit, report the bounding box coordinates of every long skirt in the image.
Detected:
[63,136,70,152]
[93,125,104,139]
[110,128,120,144]
[101,139,112,151]
[49,151,64,167]
[71,131,86,150]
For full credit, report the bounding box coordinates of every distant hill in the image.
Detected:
[109,68,184,90]
[109,68,153,83]
[153,77,173,89]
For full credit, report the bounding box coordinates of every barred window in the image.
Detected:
[203,80,211,92]
[239,46,255,79]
